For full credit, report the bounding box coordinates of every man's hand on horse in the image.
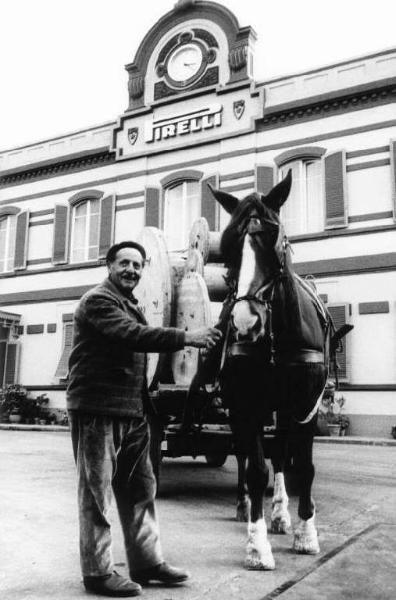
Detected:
[185,327,222,349]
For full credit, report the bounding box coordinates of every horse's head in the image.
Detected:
[209,171,292,342]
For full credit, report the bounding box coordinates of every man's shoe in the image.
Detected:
[132,561,190,586]
[83,571,142,597]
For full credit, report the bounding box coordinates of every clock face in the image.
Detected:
[167,43,203,83]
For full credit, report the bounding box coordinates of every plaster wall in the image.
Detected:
[316,272,396,386]
[0,124,114,171]
[263,49,396,106]
[292,229,396,262]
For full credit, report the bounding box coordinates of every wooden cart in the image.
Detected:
[135,223,277,484]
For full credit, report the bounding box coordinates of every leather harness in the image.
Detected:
[222,215,330,369]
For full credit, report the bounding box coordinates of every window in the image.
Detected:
[327,303,351,382]
[0,214,17,273]
[53,192,114,265]
[163,180,200,251]
[279,159,323,236]
[54,319,74,380]
[70,198,100,263]
[0,317,21,386]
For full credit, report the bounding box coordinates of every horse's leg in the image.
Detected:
[236,453,250,522]
[270,415,291,533]
[245,432,275,570]
[292,419,319,554]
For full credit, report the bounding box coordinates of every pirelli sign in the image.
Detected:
[144,104,223,143]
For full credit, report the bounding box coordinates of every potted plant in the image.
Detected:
[59,411,69,427]
[34,394,50,424]
[48,412,58,425]
[0,384,29,423]
[317,385,350,436]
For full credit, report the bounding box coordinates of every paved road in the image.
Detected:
[1,430,395,600]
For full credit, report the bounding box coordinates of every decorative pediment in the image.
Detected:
[124,0,256,112]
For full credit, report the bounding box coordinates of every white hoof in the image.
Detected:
[293,515,320,554]
[271,473,291,534]
[245,520,275,570]
[271,501,291,534]
[236,497,251,522]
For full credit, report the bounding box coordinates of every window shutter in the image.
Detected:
[52,204,69,264]
[55,322,74,380]
[14,210,29,270]
[255,165,274,195]
[98,195,115,259]
[327,303,350,382]
[391,139,396,222]
[145,187,161,227]
[0,340,7,386]
[4,342,20,386]
[324,151,348,228]
[201,174,219,230]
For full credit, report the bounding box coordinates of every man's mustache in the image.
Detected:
[121,274,139,281]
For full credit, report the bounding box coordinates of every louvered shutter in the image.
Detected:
[327,303,350,382]
[255,165,274,195]
[391,140,396,222]
[54,322,74,380]
[0,340,7,386]
[14,210,29,270]
[4,342,20,385]
[98,195,115,259]
[201,174,219,230]
[52,204,69,264]
[324,151,348,228]
[145,187,161,227]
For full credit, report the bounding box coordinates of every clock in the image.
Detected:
[165,42,205,87]
[154,32,218,97]
[167,43,203,82]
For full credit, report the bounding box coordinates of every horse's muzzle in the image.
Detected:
[231,307,266,343]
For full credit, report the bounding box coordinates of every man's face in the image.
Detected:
[107,247,144,295]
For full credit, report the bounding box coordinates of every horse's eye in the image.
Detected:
[251,217,261,226]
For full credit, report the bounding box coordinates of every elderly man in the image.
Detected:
[67,240,221,597]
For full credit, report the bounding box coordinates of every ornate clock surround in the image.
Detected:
[125,0,256,112]
[154,29,218,99]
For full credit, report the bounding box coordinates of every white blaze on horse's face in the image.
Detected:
[232,233,265,339]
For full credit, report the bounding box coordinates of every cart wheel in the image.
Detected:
[205,453,228,467]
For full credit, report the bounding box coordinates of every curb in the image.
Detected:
[1,424,395,446]
[0,423,69,432]
[314,435,396,447]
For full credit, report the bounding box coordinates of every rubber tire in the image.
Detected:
[204,453,228,467]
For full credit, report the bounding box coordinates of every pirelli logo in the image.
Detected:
[144,104,223,143]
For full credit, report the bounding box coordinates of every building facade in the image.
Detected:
[1,0,396,436]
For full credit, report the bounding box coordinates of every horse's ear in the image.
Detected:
[263,169,292,213]
[207,182,239,214]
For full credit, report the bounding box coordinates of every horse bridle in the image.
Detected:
[224,215,290,366]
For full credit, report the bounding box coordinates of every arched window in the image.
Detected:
[279,158,323,236]
[52,191,114,265]
[70,198,100,263]
[275,147,326,237]
[0,214,17,273]
[163,180,200,251]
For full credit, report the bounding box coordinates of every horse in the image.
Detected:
[185,170,343,570]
